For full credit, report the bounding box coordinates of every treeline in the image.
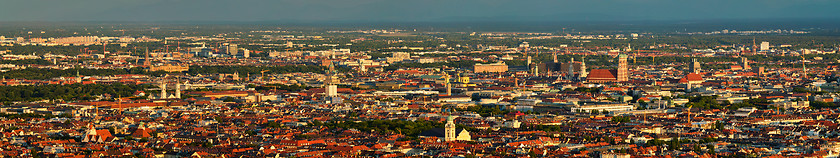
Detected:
[249,84,311,92]
[0,113,71,119]
[313,119,442,138]
[459,105,510,117]
[0,67,167,80]
[188,65,348,77]
[0,83,154,103]
[384,60,485,71]
[682,96,771,110]
[0,59,53,65]
[0,65,353,80]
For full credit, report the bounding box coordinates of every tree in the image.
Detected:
[693,145,702,154]
[707,144,716,155]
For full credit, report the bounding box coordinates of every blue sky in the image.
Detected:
[1,0,838,22]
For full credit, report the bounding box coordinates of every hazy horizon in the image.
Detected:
[2,0,839,22]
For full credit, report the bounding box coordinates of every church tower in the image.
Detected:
[76,70,82,83]
[444,73,452,95]
[690,58,701,73]
[617,54,629,81]
[580,56,588,78]
[175,82,181,99]
[568,58,575,77]
[160,81,167,99]
[741,57,751,70]
[144,47,151,66]
[445,116,457,141]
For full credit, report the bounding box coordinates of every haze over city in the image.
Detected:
[2,0,840,22]
[2,0,840,158]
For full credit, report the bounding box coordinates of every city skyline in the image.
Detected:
[3,1,840,157]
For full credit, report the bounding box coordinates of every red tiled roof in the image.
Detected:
[588,69,616,79]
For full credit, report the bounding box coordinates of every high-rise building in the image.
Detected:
[690,58,701,73]
[617,54,628,81]
[760,41,770,51]
[227,44,238,56]
[526,56,532,67]
[242,49,250,58]
[326,85,337,97]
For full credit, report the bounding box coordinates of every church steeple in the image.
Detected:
[445,116,457,141]
[580,56,588,78]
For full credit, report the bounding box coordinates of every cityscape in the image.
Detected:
[2,0,840,158]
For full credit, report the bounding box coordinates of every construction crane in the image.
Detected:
[260,70,269,79]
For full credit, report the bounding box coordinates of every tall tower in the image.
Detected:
[327,84,338,97]
[358,60,366,72]
[741,57,750,70]
[76,70,82,83]
[526,56,532,67]
[617,54,628,81]
[444,116,457,141]
[690,58,701,73]
[160,81,167,99]
[444,73,452,95]
[625,43,632,52]
[227,44,238,56]
[568,58,575,77]
[175,82,181,99]
[552,51,558,63]
[144,47,151,66]
[580,56,588,78]
[329,62,336,74]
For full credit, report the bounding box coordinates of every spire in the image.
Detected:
[580,56,588,78]
[568,58,575,78]
[76,70,82,83]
